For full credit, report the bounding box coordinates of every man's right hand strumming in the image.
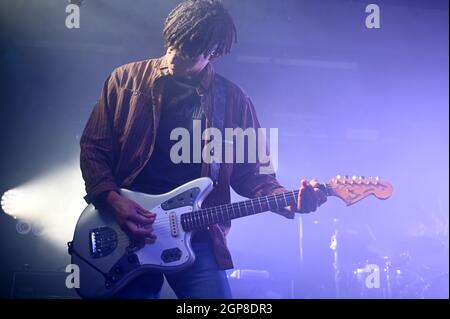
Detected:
[104,191,157,243]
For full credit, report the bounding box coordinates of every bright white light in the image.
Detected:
[1,159,87,252]
[1,189,26,218]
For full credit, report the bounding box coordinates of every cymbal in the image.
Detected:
[399,236,446,257]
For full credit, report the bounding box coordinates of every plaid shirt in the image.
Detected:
[80,56,286,269]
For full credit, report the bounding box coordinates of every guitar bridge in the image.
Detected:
[89,227,117,258]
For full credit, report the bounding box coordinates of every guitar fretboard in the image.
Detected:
[180,184,332,231]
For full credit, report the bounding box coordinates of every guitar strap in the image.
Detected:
[210,75,227,186]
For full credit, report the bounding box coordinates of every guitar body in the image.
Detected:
[70,177,214,298]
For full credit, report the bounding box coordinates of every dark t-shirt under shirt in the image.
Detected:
[131,76,204,195]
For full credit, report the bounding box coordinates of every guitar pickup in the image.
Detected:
[169,212,179,237]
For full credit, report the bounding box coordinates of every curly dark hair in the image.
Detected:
[163,0,237,59]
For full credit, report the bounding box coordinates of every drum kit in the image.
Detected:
[331,224,449,299]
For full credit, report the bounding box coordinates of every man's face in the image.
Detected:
[165,47,212,78]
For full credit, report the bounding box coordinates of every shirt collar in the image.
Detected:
[157,56,215,96]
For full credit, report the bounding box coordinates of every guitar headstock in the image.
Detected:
[327,175,393,206]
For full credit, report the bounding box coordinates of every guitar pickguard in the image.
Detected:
[161,187,200,210]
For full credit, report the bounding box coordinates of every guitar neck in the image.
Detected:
[181,183,333,231]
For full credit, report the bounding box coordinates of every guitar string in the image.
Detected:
[130,189,301,228]
[110,184,339,243]
[113,184,364,245]
[104,182,381,245]
[101,180,367,235]
[112,190,304,243]
[138,180,368,231]
[114,186,330,237]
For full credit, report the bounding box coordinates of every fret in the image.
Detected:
[290,191,298,204]
[221,205,227,221]
[232,202,240,217]
[220,205,226,221]
[210,208,215,224]
[198,211,203,228]
[273,195,280,209]
[201,211,206,228]
[213,207,220,223]
[214,207,221,224]
[182,190,314,232]
[210,207,215,224]
[188,214,193,230]
[266,197,271,210]
[282,192,288,207]
[275,195,284,208]
[192,213,197,229]
[244,201,249,215]
[208,208,213,225]
[245,201,252,215]
[228,204,234,219]
[239,202,247,216]
[235,202,241,217]
[221,206,226,222]
[198,210,204,226]
[207,208,212,224]
[205,209,210,227]
[223,205,229,219]
[248,200,256,215]
[213,208,217,223]
[188,213,193,229]
[194,211,200,229]
[239,201,246,216]
[215,206,220,222]
[259,198,264,211]
[237,202,244,216]
[198,210,204,228]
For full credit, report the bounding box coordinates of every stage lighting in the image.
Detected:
[1,160,87,252]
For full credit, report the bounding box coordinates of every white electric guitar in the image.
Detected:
[69,176,393,298]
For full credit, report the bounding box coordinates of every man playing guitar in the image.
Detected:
[79,0,326,298]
